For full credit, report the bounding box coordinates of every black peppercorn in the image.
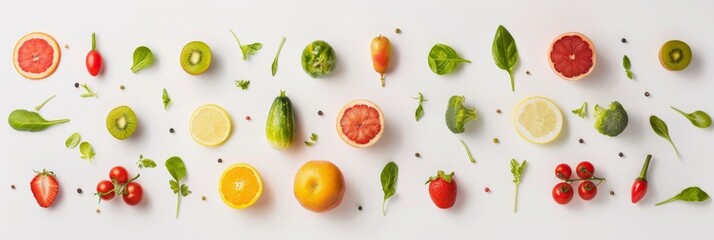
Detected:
[169,128,175,133]
[318,110,323,116]
[74,83,80,88]
[621,38,627,43]
[218,158,223,163]
[579,139,584,144]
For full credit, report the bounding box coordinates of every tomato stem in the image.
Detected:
[638,155,652,180]
[565,177,606,184]
[91,32,96,50]
[380,74,385,87]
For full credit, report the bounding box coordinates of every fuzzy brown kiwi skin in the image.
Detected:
[659,40,692,71]
[106,106,138,140]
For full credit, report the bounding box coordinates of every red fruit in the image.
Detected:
[426,171,457,209]
[555,163,572,180]
[552,182,574,205]
[576,161,595,179]
[578,180,598,201]
[13,32,61,80]
[30,169,60,208]
[548,32,596,81]
[370,35,391,87]
[86,33,102,76]
[631,155,652,204]
[109,166,129,184]
[122,182,143,206]
[336,99,384,148]
[96,180,115,201]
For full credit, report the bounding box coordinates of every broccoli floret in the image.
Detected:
[445,95,477,134]
[594,101,628,137]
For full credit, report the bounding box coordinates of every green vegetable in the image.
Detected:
[80,84,98,98]
[131,46,153,73]
[671,106,712,128]
[162,88,171,110]
[445,95,477,134]
[65,132,81,149]
[229,30,262,61]
[655,187,709,206]
[460,140,476,163]
[266,90,295,150]
[650,115,680,159]
[571,102,588,118]
[34,95,56,111]
[79,142,95,162]
[428,43,471,75]
[8,109,69,132]
[137,154,156,169]
[623,55,634,79]
[272,37,286,76]
[491,25,519,91]
[301,40,336,78]
[510,159,526,213]
[235,80,250,90]
[380,161,398,216]
[304,133,318,147]
[165,156,191,219]
[594,101,628,137]
[413,92,427,121]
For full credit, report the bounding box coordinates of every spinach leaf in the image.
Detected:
[272,37,286,76]
[8,109,69,132]
[131,46,154,73]
[428,44,471,75]
[65,132,81,149]
[79,142,95,161]
[380,161,398,216]
[162,88,171,110]
[649,115,680,159]
[671,106,712,128]
[492,25,519,91]
[655,187,709,206]
[165,156,190,218]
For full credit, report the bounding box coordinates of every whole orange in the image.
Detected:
[293,160,345,212]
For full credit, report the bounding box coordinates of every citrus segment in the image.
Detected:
[548,32,596,80]
[13,32,61,80]
[514,97,563,144]
[189,104,232,146]
[219,163,263,209]
[336,99,384,148]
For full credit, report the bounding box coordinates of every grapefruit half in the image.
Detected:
[336,99,384,148]
[548,32,596,81]
[13,32,61,80]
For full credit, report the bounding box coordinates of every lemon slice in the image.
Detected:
[189,104,232,146]
[219,163,263,209]
[514,96,563,144]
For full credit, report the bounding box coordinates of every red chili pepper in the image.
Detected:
[631,154,652,204]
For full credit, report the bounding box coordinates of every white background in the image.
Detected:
[1,0,713,239]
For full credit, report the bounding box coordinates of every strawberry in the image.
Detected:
[425,170,457,209]
[30,169,60,208]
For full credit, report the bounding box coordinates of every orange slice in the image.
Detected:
[219,163,263,209]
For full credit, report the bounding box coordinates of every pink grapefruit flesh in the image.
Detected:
[336,99,384,148]
[548,32,596,81]
[13,32,61,80]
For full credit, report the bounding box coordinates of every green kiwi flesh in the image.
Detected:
[181,41,212,75]
[659,40,691,71]
[106,106,138,140]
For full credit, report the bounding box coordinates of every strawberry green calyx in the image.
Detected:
[425,170,454,184]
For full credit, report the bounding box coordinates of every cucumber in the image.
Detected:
[266,90,295,150]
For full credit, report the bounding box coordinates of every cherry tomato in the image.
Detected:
[576,161,595,179]
[86,50,102,76]
[96,180,115,200]
[552,182,574,204]
[109,166,129,184]
[555,163,572,180]
[578,180,598,201]
[122,182,143,206]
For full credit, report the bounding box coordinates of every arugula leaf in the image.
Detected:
[650,115,680,159]
[165,156,190,218]
[169,179,179,193]
[131,46,154,73]
[34,95,56,111]
[510,159,526,213]
[413,92,427,121]
[492,25,519,91]
[272,37,286,76]
[623,55,634,80]
[79,142,95,162]
[235,80,250,90]
[229,30,262,61]
[137,154,157,169]
[162,88,171,110]
[80,84,98,98]
[655,187,709,206]
[428,44,471,75]
[380,161,398,216]
[460,140,476,163]
[572,102,588,118]
[310,133,318,142]
[65,132,81,149]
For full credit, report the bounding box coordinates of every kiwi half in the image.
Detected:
[180,41,212,75]
[659,40,691,71]
[106,106,137,140]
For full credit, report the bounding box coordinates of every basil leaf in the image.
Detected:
[380,161,398,216]
[655,187,709,206]
[162,88,171,110]
[428,44,471,75]
[65,132,81,149]
[492,25,519,91]
[79,142,95,161]
[131,46,154,73]
[272,37,286,76]
[165,156,187,180]
[623,55,634,80]
[8,109,69,132]
[413,92,427,121]
[649,115,680,159]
